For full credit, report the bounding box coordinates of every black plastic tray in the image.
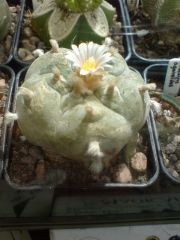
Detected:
[0,0,22,65]
[0,65,15,178]
[123,0,172,65]
[13,0,132,67]
[1,67,54,218]
[143,63,180,184]
[4,66,159,190]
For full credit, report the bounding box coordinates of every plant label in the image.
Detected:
[163,58,180,96]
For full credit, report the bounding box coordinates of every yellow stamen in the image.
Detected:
[82,57,97,71]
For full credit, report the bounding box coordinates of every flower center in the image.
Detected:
[82,57,97,71]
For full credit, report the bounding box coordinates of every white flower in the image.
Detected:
[66,42,112,76]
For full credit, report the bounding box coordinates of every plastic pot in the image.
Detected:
[13,0,132,67]
[6,187,54,217]
[0,65,16,218]
[0,0,23,65]
[1,67,54,217]
[123,0,177,65]
[4,66,159,190]
[143,63,180,184]
[0,64,15,178]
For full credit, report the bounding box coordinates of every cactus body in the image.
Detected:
[15,41,150,174]
[55,0,102,12]
[0,0,11,41]
[32,0,115,47]
[142,0,180,44]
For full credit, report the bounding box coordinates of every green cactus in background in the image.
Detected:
[0,0,11,41]
[55,0,102,12]
[142,0,180,45]
[13,40,154,174]
[31,0,115,47]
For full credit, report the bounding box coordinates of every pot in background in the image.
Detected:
[143,63,180,184]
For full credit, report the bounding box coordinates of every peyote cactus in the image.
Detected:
[11,39,155,175]
[141,0,180,45]
[0,0,11,41]
[31,0,116,47]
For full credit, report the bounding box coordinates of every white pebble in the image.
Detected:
[33,49,44,57]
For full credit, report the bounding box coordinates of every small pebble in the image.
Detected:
[174,135,180,144]
[175,161,180,172]
[29,146,43,160]
[169,168,179,178]
[115,163,132,183]
[24,54,35,61]
[113,36,121,42]
[10,22,16,34]
[18,48,34,60]
[0,79,6,91]
[23,27,33,38]
[131,152,147,172]
[158,40,164,46]
[175,147,180,159]
[22,39,36,51]
[20,135,26,142]
[167,135,173,143]
[30,36,40,45]
[165,143,176,154]
[5,35,12,51]
[136,29,149,37]
[37,41,46,49]
[35,160,45,179]
[0,117,3,126]
[18,48,27,59]
[9,6,17,13]
[163,109,171,117]
[169,154,178,163]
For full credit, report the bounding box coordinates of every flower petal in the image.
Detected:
[87,42,94,58]
[103,64,113,71]
[91,43,100,59]
[68,41,112,76]
[90,43,98,57]
[94,45,108,58]
[79,42,88,62]
[80,69,89,75]
[72,44,82,62]
[66,51,81,66]
[96,53,112,65]
[89,68,97,74]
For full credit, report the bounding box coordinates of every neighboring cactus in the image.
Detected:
[55,0,102,12]
[141,0,180,45]
[31,0,116,47]
[14,39,154,174]
[0,0,11,41]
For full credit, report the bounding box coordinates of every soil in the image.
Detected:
[0,71,9,138]
[17,2,126,62]
[0,4,20,64]
[7,123,155,188]
[128,4,180,59]
[150,79,180,180]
